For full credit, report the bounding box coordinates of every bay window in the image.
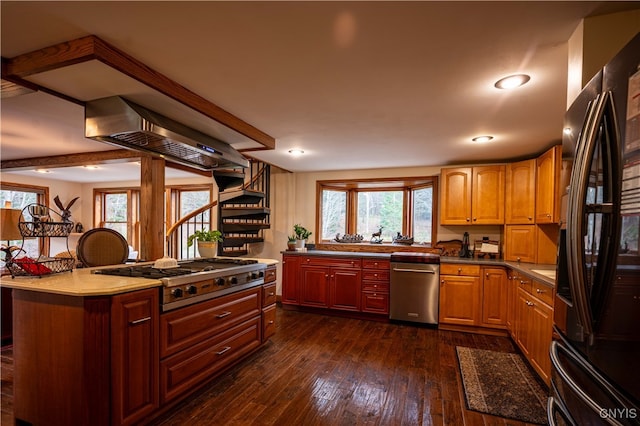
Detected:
[318,177,437,245]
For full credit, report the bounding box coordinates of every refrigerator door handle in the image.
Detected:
[566,92,607,337]
[550,340,630,422]
[547,395,577,426]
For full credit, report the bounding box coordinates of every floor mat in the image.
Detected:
[456,346,548,424]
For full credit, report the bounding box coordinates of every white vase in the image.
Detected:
[197,241,218,258]
[294,239,306,250]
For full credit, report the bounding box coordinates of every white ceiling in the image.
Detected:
[1,1,638,182]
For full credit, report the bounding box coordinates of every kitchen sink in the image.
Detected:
[531,269,556,280]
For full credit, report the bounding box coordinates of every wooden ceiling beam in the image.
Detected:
[3,35,276,150]
[0,149,141,171]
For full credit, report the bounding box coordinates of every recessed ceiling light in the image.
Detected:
[83,165,100,169]
[35,169,51,173]
[494,74,531,90]
[563,127,572,135]
[472,136,494,143]
[288,149,305,156]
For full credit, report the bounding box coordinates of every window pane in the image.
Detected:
[104,193,127,241]
[105,193,127,221]
[413,186,433,244]
[322,190,346,240]
[1,189,40,259]
[180,190,210,220]
[357,191,403,242]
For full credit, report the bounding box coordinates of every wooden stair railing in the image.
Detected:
[166,200,218,259]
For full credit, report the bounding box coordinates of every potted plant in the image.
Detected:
[287,235,297,251]
[293,224,312,249]
[187,229,223,258]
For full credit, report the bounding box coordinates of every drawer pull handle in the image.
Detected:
[536,288,546,294]
[216,311,232,319]
[129,316,151,325]
[268,292,275,296]
[393,268,435,274]
[268,320,274,325]
[216,346,231,355]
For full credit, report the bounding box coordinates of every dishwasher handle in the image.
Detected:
[392,267,436,274]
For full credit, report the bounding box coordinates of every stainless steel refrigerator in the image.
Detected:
[550,32,640,425]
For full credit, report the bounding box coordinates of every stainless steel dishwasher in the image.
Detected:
[389,252,440,324]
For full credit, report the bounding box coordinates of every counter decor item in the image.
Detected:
[187,229,223,258]
[293,224,312,249]
[474,238,500,259]
[459,232,472,258]
[334,233,364,243]
[370,226,384,244]
[392,232,413,245]
[53,195,79,222]
[7,203,75,277]
[433,239,462,257]
[287,235,297,251]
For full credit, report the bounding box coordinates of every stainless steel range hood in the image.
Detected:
[85,96,249,170]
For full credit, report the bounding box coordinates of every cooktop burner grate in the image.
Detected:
[94,266,194,279]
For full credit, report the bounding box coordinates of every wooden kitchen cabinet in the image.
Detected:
[515,287,553,384]
[439,264,481,326]
[440,167,472,224]
[481,267,508,329]
[12,288,159,426]
[282,254,300,305]
[361,259,390,314]
[111,288,160,426]
[261,265,277,342]
[504,225,537,263]
[299,256,361,311]
[505,159,536,224]
[281,253,389,319]
[440,165,505,225]
[535,145,562,224]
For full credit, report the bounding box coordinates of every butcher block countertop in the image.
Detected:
[0,257,279,297]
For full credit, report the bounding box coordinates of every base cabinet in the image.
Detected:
[439,264,481,326]
[282,254,389,318]
[481,267,508,328]
[12,288,159,426]
[513,279,554,384]
[112,288,160,426]
[282,255,301,304]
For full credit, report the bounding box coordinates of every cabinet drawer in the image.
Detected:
[362,269,389,281]
[262,304,276,341]
[160,287,260,358]
[361,292,389,314]
[362,259,390,270]
[160,317,261,403]
[262,283,277,307]
[440,263,480,276]
[264,266,277,284]
[532,281,553,305]
[514,275,533,294]
[301,256,361,268]
[362,281,389,293]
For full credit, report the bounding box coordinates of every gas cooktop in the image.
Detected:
[94,258,259,279]
[93,257,266,311]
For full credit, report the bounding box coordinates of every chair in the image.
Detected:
[76,228,129,267]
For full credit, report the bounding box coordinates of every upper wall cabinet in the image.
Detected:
[505,159,536,224]
[440,166,505,225]
[535,145,562,224]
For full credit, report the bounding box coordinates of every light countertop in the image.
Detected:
[1,257,280,297]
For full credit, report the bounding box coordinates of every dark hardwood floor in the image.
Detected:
[1,307,543,425]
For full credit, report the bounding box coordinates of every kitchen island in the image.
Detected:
[0,258,278,426]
